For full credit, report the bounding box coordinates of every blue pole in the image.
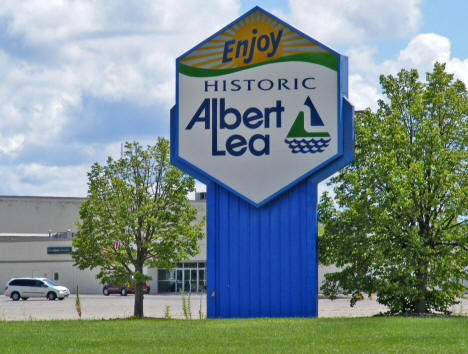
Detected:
[206,178,318,318]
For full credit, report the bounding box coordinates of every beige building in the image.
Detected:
[0,195,206,294]
[0,196,97,293]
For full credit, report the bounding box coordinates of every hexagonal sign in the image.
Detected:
[171,6,349,207]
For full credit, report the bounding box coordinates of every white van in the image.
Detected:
[4,277,70,301]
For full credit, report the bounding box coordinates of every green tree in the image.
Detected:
[72,138,204,317]
[318,63,468,314]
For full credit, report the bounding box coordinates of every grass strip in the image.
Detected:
[0,317,467,353]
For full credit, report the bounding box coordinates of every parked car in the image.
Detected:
[102,281,150,296]
[4,277,70,301]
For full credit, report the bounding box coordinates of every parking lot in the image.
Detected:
[1,294,467,320]
[0,294,202,320]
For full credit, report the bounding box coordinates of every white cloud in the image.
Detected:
[281,0,422,45]
[0,1,240,44]
[0,49,81,149]
[392,34,468,86]
[346,33,468,111]
[0,134,25,155]
[349,74,382,111]
[447,57,468,87]
[0,163,89,197]
[0,0,241,106]
[0,0,242,196]
[397,33,451,72]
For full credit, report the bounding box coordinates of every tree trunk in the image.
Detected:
[134,257,144,317]
[134,240,145,317]
[415,272,427,314]
[134,281,144,317]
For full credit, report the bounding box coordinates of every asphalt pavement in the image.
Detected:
[0,294,467,321]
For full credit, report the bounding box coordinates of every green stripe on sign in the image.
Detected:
[287,111,330,138]
[179,52,337,77]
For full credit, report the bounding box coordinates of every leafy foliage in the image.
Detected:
[318,63,468,314]
[72,138,204,317]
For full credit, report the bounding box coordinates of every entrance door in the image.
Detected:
[176,268,198,293]
[184,269,191,293]
[176,269,183,293]
[191,269,198,293]
[198,268,205,292]
[162,263,206,294]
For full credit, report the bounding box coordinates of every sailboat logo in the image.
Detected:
[284,97,331,153]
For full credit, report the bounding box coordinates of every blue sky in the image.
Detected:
[0,0,466,197]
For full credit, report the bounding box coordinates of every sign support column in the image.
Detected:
[206,179,318,317]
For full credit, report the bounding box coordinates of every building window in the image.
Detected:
[54,272,59,281]
[158,262,206,294]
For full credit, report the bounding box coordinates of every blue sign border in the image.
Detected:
[171,6,351,207]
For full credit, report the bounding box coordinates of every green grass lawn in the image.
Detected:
[1,317,467,353]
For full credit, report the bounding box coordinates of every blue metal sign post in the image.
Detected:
[171,7,354,317]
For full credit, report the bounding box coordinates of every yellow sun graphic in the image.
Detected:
[179,10,328,70]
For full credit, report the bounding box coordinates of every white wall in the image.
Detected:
[0,196,208,294]
[190,200,207,261]
[0,196,84,234]
[0,238,102,294]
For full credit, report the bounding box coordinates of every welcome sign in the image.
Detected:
[173,7,345,206]
[171,6,353,318]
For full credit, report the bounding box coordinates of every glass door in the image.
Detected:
[176,269,183,293]
[158,262,207,294]
[191,269,198,292]
[198,268,205,292]
[184,269,191,292]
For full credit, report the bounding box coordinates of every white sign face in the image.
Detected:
[176,8,341,205]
